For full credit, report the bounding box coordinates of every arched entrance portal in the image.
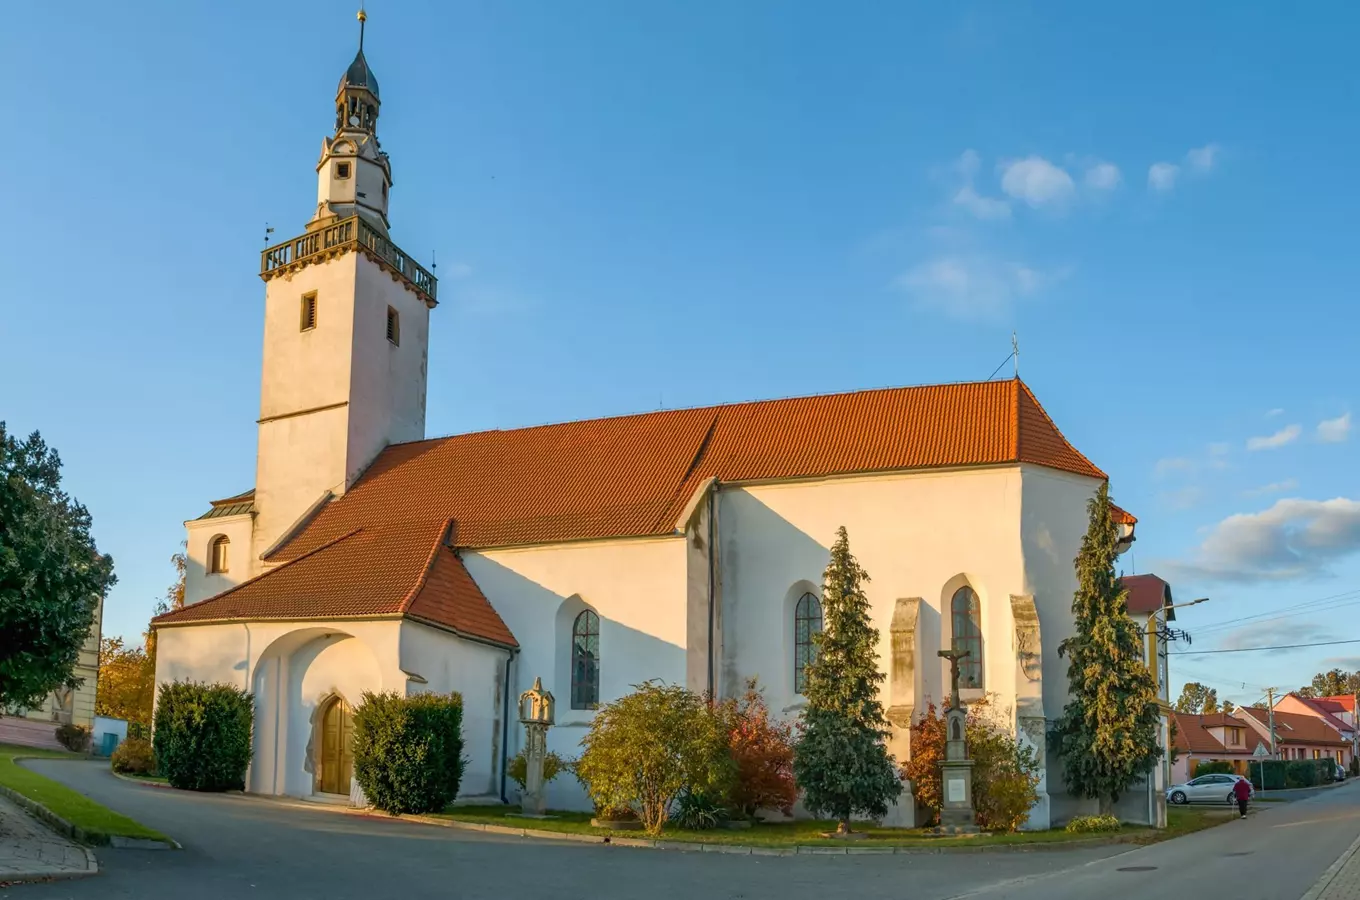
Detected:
[318,696,355,796]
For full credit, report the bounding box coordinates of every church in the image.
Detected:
[153,20,1157,829]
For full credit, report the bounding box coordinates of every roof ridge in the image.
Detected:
[390,378,1021,449]
[399,519,456,614]
[153,527,364,625]
[1014,380,1107,479]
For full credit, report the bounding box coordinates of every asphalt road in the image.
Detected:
[2,760,1125,900]
[5,761,1357,900]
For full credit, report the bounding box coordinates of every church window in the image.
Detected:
[794,592,822,694]
[301,293,318,331]
[209,535,230,574]
[571,610,600,710]
[336,162,351,179]
[386,306,400,345]
[950,586,983,689]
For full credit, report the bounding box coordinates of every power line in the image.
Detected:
[1170,637,1360,656]
[1189,587,1360,637]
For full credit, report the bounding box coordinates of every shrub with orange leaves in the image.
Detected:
[719,679,797,817]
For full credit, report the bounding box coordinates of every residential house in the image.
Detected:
[0,594,104,750]
[1120,574,1174,812]
[1275,693,1358,763]
[1234,706,1351,766]
[1170,711,1265,783]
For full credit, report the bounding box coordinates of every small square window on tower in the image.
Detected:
[336,162,351,179]
[300,293,318,331]
[386,306,400,345]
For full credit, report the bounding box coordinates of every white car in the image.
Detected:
[1166,773,1253,805]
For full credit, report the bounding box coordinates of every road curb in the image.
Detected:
[1301,831,1360,900]
[4,759,181,850]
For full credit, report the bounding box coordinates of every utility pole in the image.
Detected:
[1266,687,1278,758]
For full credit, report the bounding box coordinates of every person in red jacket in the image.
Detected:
[1233,776,1251,818]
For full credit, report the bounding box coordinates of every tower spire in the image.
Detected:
[358,6,366,52]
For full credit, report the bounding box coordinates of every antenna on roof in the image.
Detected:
[263,222,274,248]
[1012,331,1020,379]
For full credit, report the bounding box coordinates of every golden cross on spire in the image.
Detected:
[357,6,367,50]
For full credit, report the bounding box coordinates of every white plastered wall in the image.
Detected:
[183,513,255,606]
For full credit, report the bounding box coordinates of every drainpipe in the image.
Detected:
[499,648,517,804]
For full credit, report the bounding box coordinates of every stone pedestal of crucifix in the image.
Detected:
[937,649,979,833]
[517,677,555,817]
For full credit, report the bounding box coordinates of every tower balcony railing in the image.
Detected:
[260,216,437,304]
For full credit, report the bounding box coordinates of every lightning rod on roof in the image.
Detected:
[1012,331,1019,379]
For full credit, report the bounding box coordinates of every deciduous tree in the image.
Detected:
[1175,682,1220,715]
[1049,483,1162,815]
[0,424,115,710]
[793,527,901,833]
[95,637,155,727]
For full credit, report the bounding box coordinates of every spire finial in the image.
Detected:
[357,6,367,52]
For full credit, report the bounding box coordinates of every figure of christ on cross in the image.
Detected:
[937,648,971,711]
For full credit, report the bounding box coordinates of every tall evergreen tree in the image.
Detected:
[793,527,901,833]
[1050,483,1162,814]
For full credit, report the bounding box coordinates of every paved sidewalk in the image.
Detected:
[1310,834,1360,899]
[0,793,96,883]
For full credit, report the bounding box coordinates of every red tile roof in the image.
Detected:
[1319,695,1356,713]
[1121,574,1171,615]
[1110,504,1137,525]
[160,378,1106,644]
[1284,694,1354,734]
[1236,706,1350,746]
[273,378,1105,559]
[153,520,517,647]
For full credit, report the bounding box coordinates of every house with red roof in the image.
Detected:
[151,24,1153,830]
[1234,706,1351,767]
[1170,712,1266,784]
[1273,693,1357,762]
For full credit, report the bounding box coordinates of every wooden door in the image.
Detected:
[319,697,354,795]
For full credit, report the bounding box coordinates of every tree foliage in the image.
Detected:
[1301,669,1360,698]
[145,543,186,661]
[575,681,733,835]
[718,678,797,817]
[0,423,115,710]
[793,527,901,832]
[903,702,946,822]
[1221,700,1236,715]
[96,637,155,727]
[352,691,467,815]
[153,681,253,791]
[1174,682,1220,715]
[1049,483,1162,814]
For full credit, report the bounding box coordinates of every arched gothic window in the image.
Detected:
[794,592,823,694]
[950,586,983,688]
[571,610,600,710]
[209,535,230,574]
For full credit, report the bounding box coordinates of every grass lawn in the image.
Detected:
[0,744,169,842]
[432,805,1200,849]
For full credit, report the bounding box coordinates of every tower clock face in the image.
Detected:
[349,114,360,126]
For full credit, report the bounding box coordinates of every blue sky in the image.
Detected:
[2,1,1357,706]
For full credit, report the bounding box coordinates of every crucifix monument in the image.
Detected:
[517,677,555,817]
[936,649,978,832]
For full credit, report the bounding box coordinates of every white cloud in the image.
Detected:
[1247,424,1302,451]
[1171,497,1360,583]
[1084,162,1122,191]
[953,185,1012,221]
[951,150,1011,220]
[1318,413,1352,443]
[1148,162,1180,192]
[1245,478,1299,496]
[1186,143,1221,172]
[896,256,1066,322]
[1267,408,1286,417]
[1160,486,1205,510]
[998,156,1076,208]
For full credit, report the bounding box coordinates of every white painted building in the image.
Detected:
[154,20,1154,828]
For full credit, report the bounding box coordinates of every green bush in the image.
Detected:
[575,681,734,835]
[1285,760,1318,788]
[1350,757,1359,778]
[352,691,466,815]
[507,749,567,790]
[54,723,91,753]
[1194,760,1234,777]
[111,737,156,775]
[671,789,728,830]
[153,681,253,791]
[1065,814,1121,834]
[1316,758,1338,783]
[1249,760,1286,791]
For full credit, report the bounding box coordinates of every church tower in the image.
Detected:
[251,10,437,567]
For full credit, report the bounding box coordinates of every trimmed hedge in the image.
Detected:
[1286,760,1319,788]
[1066,814,1121,834]
[153,681,254,791]
[352,691,466,815]
[1249,760,1286,791]
[1194,760,1235,777]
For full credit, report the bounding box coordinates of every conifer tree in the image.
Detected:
[1050,483,1162,814]
[793,527,901,833]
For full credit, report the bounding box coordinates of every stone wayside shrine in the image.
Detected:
[937,649,979,834]
[517,678,555,818]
